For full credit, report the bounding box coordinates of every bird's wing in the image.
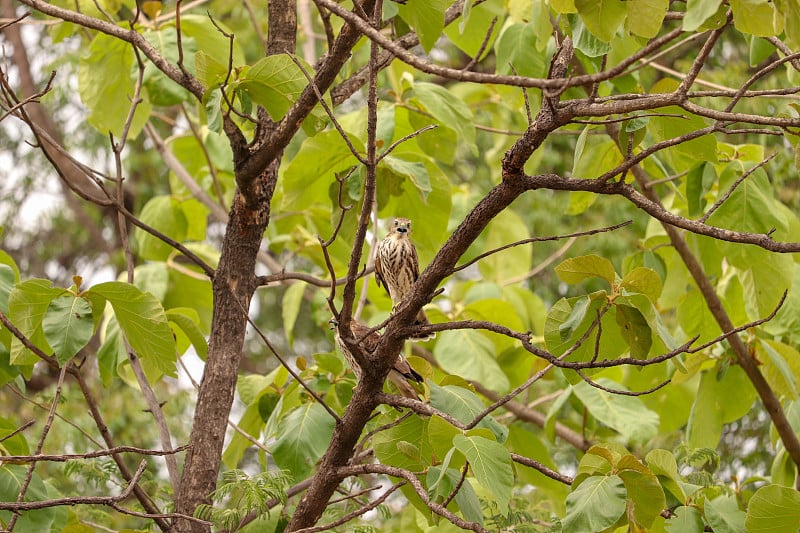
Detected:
[350,320,380,352]
[374,244,390,294]
[393,354,424,383]
[388,370,420,400]
[409,242,420,281]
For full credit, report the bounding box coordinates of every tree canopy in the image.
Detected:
[2,0,800,531]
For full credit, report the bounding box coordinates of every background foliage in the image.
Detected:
[2,0,800,531]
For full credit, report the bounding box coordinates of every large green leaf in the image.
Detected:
[684,0,724,31]
[625,0,668,37]
[281,283,305,350]
[646,449,686,503]
[494,22,548,77]
[397,0,448,52]
[88,281,177,378]
[7,279,63,365]
[281,130,363,210]
[730,0,783,36]
[77,33,151,138]
[555,255,617,286]
[271,402,336,481]
[433,330,510,393]
[237,54,309,121]
[134,196,188,261]
[617,455,665,527]
[452,434,513,515]
[0,264,15,314]
[563,475,627,531]
[706,494,747,533]
[573,379,660,443]
[477,208,532,284]
[428,382,507,442]
[42,295,94,365]
[745,484,800,532]
[166,307,209,360]
[408,81,476,153]
[0,465,56,532]
[373,411,431,471]
[575,0,628,42]
[687,365,756,449]
[426,466,484,525]
[666,505,705,532]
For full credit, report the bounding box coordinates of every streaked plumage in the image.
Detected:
[329,318,423,399]
[375,217,433,339]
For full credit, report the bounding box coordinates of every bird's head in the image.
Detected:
[328,318,338,330]
[390,217,412,236]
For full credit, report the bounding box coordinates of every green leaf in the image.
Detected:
[281,130,363,210]
[433,330,510,393]
[237,54,309,121]
[575,0,628,42]
[666,505,705,532]
[563,475,627,531]
[730,0,783,36]
[646,449,686,503]
[409,81,476,152]
[616,304,652,359]
[625,0,668,38]
[135,196,188,261]
[620,267,663,302]
[271,402,336,481]
[373,411,431,471]
[42,295,94,365]
[687,365,756,449]
[397,0,448,52]
[684,0,724,31]
[745,484,800,532]
[758,339,800,399]
[166,307,209,360]
[706,165,787,237]
[427,466,484,525]
[8,279,63,365]
[0,417,29,456]
[0,264,15,314]
[555,254,617,286]
[573,379,660,443]
[88,281,177,378]
[452,434,513,515]
[618,457,665,527]
[77,33,151,138]
[445,0,504,57]
[0,465,56,532]
[281,283,305,349]
[477,209,532,284]
[706,494,747,533]
[379,156,431,198]
[494,22,548,77]
[429,382,507,442]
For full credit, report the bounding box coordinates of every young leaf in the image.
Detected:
[281,283,305,350]
[7,280,63,365]
[88,282,177,378]
[555,254,617,286]
[42,295,94,365]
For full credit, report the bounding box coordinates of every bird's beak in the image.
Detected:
[328,318,337,330]
[397,226,408,234]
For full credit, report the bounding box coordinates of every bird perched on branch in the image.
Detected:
[329,318,423,400]
[375,217,434,340]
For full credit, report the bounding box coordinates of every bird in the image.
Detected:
[329,318,424,400]
[375,217,434,340]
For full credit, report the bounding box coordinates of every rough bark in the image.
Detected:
[173,160,279,532]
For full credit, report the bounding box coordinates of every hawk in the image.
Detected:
[329,318,423,400]
[375,217,434,339]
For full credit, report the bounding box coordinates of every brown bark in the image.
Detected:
[173,160,279,532]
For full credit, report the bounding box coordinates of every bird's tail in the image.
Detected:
[388,370,421,400]
[412,308,436,340]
